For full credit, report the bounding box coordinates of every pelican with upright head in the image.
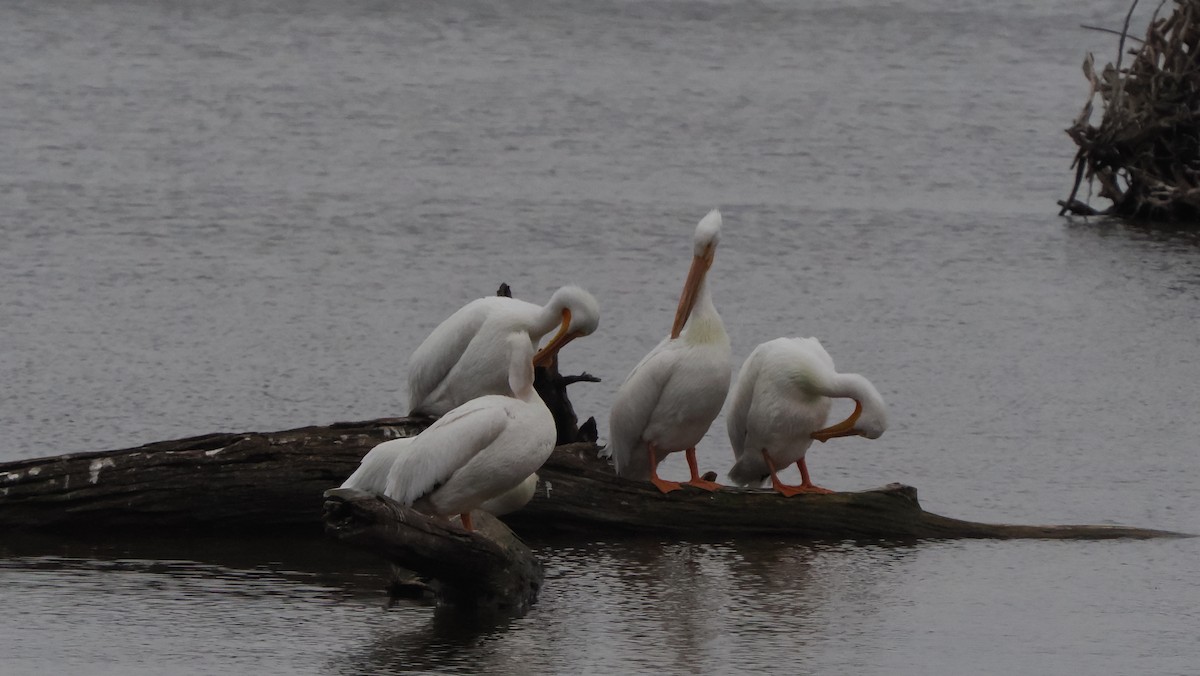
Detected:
[609,209,732,493]
[726,337,888,495]
[407,285,600,417]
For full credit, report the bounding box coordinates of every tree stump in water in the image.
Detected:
[1062,0,1200,222]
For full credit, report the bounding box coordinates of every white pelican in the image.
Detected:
[608,209,732,493]
[478,472,539,516]
[726,337,888,495]
[407,285,600,416]
[385,332,556,531]
[340,438,538,516]
[340,437,411,494]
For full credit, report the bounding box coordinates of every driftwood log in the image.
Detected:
[1,418,1189,614]
[323,488,542,613]
[517,444,1186,540]
[0,418,1187,541]
[0,418,424,533]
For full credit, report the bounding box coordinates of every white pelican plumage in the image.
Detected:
[340,438,539,516]
[478,472,539,516]
[407,286,600,417]
[383,332,556,530]
[340,437,411,494]
[726,337,888,495]
[608,209,732,493]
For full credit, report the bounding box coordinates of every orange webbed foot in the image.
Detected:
[681,448,720,491]
[651,476,684,494]
[770,481,808,497]
[683,477,723,492]
[770,477,835,497]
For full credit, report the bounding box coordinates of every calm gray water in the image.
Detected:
[2,0,1199,673]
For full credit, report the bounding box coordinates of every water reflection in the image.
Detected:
[1063,214,1200,248]
[340,537,920,675]
[0,532,391,596]
[4,530,1196,675]
[337,608,517,675]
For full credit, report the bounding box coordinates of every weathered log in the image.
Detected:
[510,443,1189,540]
[323,487,542,614]
[0,418,1189,539]
[0,418,425,533]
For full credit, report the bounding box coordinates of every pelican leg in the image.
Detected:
[459,512,474,532]
[795,457,833,494]
[762,450,831,496]
[647,443,683,494]
[682,448,721,491]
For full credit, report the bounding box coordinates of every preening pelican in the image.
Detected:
[608,210,732,493]
[385,332,556,530]
[406,286,600,417]
[341,439,538,517]
[726,337,888,495]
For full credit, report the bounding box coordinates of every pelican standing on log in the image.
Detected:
[407,286,600,417]
[726,337,888,495]
[608,209,732,493]
[382,332,556,531]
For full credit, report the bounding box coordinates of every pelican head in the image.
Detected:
[671,209,721,339]
[533,286,601,366]
[811,375,889,442]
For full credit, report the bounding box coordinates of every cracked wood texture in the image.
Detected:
[0,418,1189,539]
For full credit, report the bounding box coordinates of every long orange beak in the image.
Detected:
[811,400,863,443]
[670,246,714,339]
[533,309,579,366]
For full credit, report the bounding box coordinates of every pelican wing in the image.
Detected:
[406,301,491,414]
[726,344,766,461]
[384,400,511,506]
[609,337,677,476]
[341,437,413,493]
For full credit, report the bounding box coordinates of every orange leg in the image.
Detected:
[682,448,722,491]
[648,443,683,494]
[795,456,833,494]
[459,512,474,532]
[763,450,832,496]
